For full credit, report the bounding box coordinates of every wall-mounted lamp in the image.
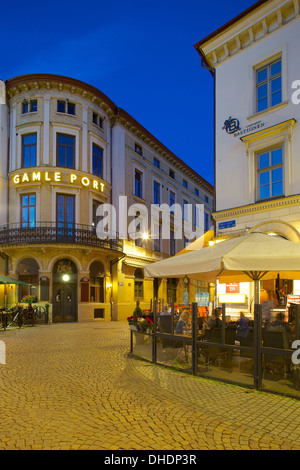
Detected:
[62,274,70,282]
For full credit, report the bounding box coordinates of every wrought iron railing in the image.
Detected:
[0,222,123,252]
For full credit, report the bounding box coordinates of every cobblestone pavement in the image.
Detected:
[1,321,300,450]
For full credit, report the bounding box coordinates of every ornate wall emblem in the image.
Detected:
[222,116,241,134]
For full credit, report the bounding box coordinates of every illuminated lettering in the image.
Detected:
[11,170,105,191]
[81,176,90,186]
[32,172,41,182]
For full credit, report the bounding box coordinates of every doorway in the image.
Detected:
[52,259,77,322]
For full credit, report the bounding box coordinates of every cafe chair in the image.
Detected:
[262,330,290,379]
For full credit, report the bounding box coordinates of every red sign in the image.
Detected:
[226,283,240,294]
[286,295,300,314]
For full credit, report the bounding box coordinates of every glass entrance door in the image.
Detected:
[52,259,77,323]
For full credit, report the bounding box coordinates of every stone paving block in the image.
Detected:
[1,321,300,450]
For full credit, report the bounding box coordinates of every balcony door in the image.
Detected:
[56,194,75,241]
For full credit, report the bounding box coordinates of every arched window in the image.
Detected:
[16,258,39,301]
[134,268,144,299]
[90,261,105,303]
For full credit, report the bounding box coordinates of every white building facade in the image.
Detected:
[195,0,300,314]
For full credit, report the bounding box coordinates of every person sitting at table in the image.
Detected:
[236,311,250,340]
[175,311,190,334]
[205,308,222,339]
[265,312,292,346]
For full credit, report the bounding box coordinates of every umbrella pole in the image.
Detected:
[254,280,260,306]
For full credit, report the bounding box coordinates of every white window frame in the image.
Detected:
[17,125,41,169]
[249,47,287,117]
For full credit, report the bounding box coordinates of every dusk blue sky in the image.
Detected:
[1,0,258,187]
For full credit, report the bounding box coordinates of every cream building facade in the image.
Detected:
[195,0,300,314]
[0,74,214,322]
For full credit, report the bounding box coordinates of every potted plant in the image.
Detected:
[22,295,38,303]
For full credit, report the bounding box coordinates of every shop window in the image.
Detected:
[16,258,39,302]
[57,133,75,168]
[90,261,105,302]
[22,133,37,168]
[256,59,282,113]
[134,268,144,299]
[257,147,283,200]
[167,278,178,304]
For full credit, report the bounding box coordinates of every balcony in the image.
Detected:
[0,222,123,252]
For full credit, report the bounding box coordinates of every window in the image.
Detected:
[169,190,175,215]
[92,143,103,178]
[22,100,37,114]
[205,212,210,232]
[170,230,176,256]
[153,222,161,252]
[169,169,175,179]
[153,158,160,168]
[92,112,104,128]
[256,59,282,113]
[194,188,199,197]
[134,268,144,299]
[182,199,188,221]
[21,194,36,228]
[22,134,37,167]
[57,100,76,115]
[90,261,104,303]
[17,258,39,301]
[57,133,75,168]
[135,143,142,156]
[204,195,208,203]
[153,181,160,205]
[183,179,187,188]
[134,169,143,198]
[257,147,283,200]
[56,195,75,235]
[92,200,103,229]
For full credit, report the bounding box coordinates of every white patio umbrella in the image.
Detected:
[144,232,300,305]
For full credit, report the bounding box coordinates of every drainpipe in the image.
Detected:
[201,58,216,310]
